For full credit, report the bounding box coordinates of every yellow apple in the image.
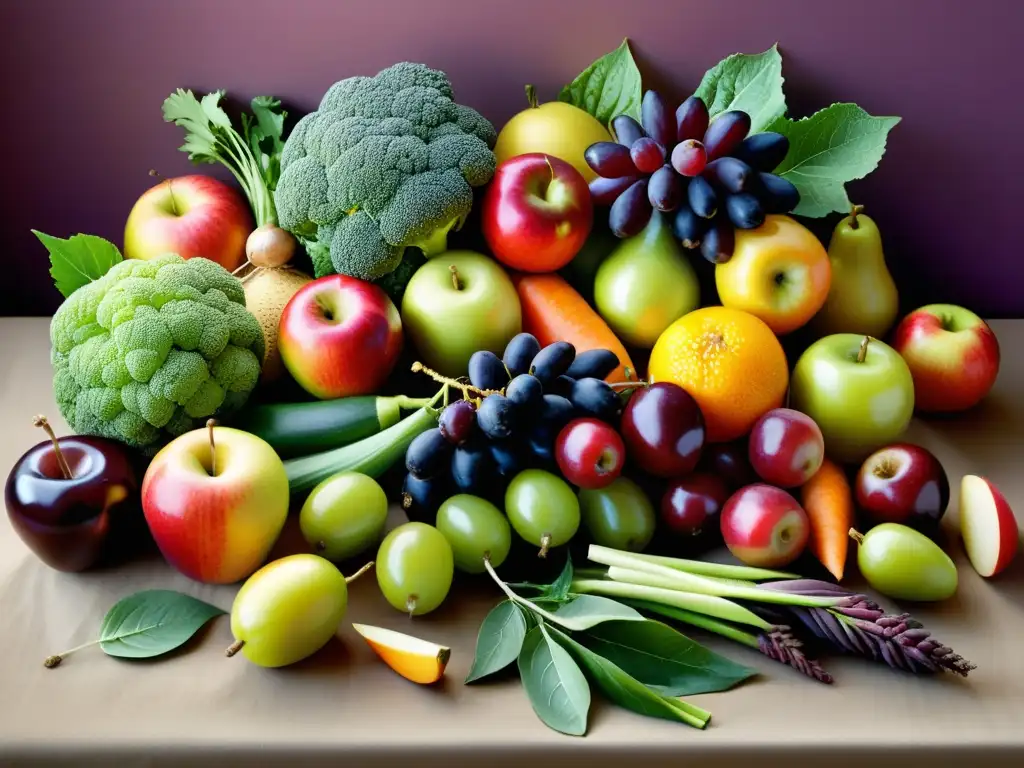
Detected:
[494,90,611,183]
[715,215,831,335]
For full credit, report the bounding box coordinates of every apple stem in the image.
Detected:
[345,561,374,584]
[449,265,462,291]
[149,169,180,216]
[849,204,864,229]
[848,528,865,545]
[856,336,870,363]
[33,415,72,479]
[207,419,217,476]
[609,381,647,391]
[43,637,104,668]
[525,84,539,109]
[225,639,245,658]
[538,534,552,558]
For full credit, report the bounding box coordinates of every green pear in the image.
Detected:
[593,211,700,349]
[851,524,958,602]
[813,205,899,338]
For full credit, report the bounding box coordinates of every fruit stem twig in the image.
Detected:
[345,561,374,584]
[525,84,538,109]
[848,529,865,545]
[450,265,462,291]
[849,204,864,229]
[207,419,217,476]
[225,639,245,657]
[43,638,103,668]
[149,169,179,216]
[410,362,503,400]
[608,381,647,391]
[33,415,72,479]
[856,336,870,363]
[538,533,552,558]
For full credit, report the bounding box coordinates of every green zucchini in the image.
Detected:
[284,404,439,495]
[233,395,432,458]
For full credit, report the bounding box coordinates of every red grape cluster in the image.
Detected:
[585,91,800,263]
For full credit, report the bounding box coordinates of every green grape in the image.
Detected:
[505,469,580,556]
[376,522,454,616]
[435,494,512,573]
[299,471,389,561]
[578,476,656,553]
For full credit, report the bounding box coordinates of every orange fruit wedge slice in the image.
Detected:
[351,623,451,684]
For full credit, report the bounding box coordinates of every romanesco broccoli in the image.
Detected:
[50,254,265,452]
[274,62,497,282]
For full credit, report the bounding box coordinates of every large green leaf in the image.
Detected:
[549,595,645,631]
[99,590,225,659]
[465,600,528,683]
[695,44,786,133]
[517,624,591,736]
[579,619,757,696]
[558,38,643,125]
[768,103,901,217]
[33,231,123,298]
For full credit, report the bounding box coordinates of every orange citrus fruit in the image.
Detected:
[648,307,789,443]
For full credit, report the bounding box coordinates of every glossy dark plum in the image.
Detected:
[620,383,705,478]
[661,472,729,538]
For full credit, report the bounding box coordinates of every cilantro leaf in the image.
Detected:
[768,103,901,217]
[33,231,122,298]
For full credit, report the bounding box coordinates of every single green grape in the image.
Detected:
[505,469,580,556]
[299,471,389,561]
[436,494,512,573]
[376,522,454,616]
[579,476,656,552]
[229,554,350,668]
[854,523,958,602]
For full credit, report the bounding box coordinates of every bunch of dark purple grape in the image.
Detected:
[585,90,800,263]
[400,333,623,523]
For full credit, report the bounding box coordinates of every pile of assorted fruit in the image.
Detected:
[8,41,1018,736]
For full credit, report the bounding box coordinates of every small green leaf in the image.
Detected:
[465,600,528,683]
[547,553,575,602]
[558,38,642,125]
[695,43,787,133]
[579,619,757,696]
[517,624,591,736]
[246,96,287,191]
[548,626,710,729]
[99,590,225,659]
[550,594,645,631]
[768,103,901,217]
[33,231,123,298]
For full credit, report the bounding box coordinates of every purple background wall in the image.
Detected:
[2,0,1021,317]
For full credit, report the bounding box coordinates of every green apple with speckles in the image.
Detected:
[789,334,914,464]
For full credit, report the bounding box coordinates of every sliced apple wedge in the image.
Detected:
[351,623,450,684]
[960,474,1020,577]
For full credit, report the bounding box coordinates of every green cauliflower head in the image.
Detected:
[275,62,497,280]
[50,254,265,453]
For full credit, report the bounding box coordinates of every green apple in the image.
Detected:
[401,250,522,377]
[593,212,700,349]
[299,471,389,561]
[789,334,914,464]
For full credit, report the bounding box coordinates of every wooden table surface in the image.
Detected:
[1,317,1022,767]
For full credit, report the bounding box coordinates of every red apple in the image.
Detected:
[855,443,949,533]
[661,472,729,539]
[279,275,403,399]
[748,408,825,488]
[555,418,625,490]
[142,424,289,584]
[124,175,253,271]
[481,153,593,273]
[720,484,810,568]
[960,475,1019,578]
[891,304,1001,413]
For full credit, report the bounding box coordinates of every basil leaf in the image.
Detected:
[34,231,123,298]
[548,626,710,729]
[549,594,645,631]
[517,624,591,736]
[768,103,901,217]
[558,38,642,125]
[99,590,225,659]
[579,619,757,696]
[465,600,528,683]
[695,43,786,133]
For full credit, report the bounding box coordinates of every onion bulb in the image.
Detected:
[246,224,296,268]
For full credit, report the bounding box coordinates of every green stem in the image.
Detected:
[375,395,435,431]
[483,556,570,627]
[661,696,713,728]
[622,599,761,650]
[412,218,460,258]
[43,637,104,668]
[571,579,771,630]
[589,545,799,581]
[589,549,838,608]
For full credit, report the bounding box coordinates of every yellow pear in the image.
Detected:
[813,206,899,339]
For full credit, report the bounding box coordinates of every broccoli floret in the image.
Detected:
[275,62,496,284]
[50,254,265,453]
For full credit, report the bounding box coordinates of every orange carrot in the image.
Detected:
[511,273,635,383]
[800,458,855,581]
